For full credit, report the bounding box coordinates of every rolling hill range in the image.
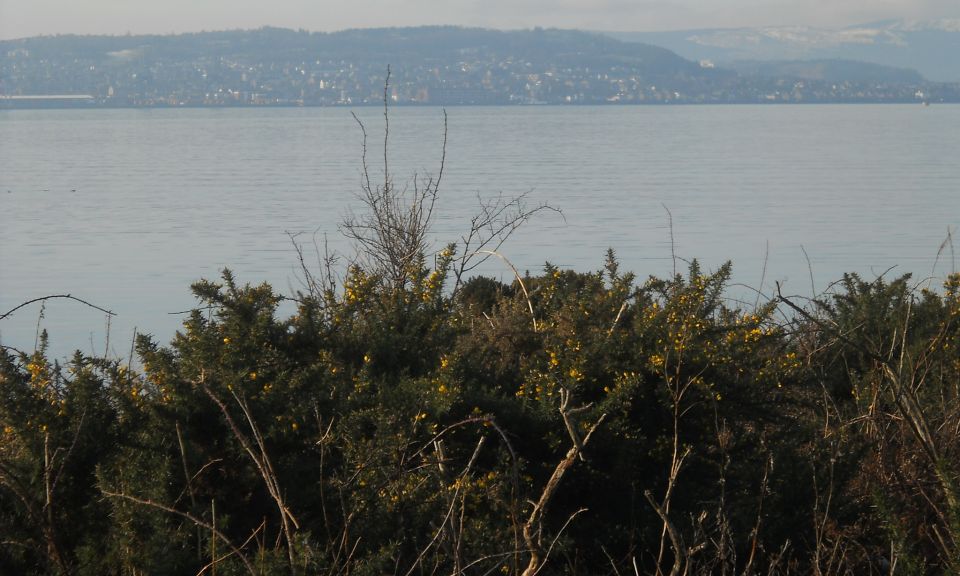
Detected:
[605,19,960,82]
[2,26,957,106]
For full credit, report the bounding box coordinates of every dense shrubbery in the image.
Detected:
[2,251,958,575]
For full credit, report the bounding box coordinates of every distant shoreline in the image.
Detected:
[2,99,957,110]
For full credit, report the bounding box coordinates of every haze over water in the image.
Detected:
[1,104,958,360]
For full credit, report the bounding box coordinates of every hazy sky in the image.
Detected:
[2,0,960,40]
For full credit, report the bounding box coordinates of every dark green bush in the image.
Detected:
[5,259,956,574]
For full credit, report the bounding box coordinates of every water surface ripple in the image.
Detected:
[1,105,958,359]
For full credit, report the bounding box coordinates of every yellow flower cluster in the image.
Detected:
[26,361,49,388]
[516,371,557,400]
[421,269,444,301]
[743,327,764,343]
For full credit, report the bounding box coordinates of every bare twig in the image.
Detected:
[800,245,817,299]
[520,394,606,576]
[453,191,562,291]
[2,294,115,321]
[645,490,686,576]
[755,239,769,310]
[102,490,256,576]
[663,204,677,278]
[200,381,300,572]
[474,249,538,332]
[342,77,447,289]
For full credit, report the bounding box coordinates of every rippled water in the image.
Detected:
[1,105,958,360]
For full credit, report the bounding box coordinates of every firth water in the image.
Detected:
[1,105,958,360]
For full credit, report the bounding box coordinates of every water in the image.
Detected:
[2,105,958,361]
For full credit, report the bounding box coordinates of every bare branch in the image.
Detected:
[199,381,300,572]
[341,95,447,289]
[645,490,686,576]
[102,490,256,576]
[1,294,115,321]
[474,249,538,332]
[453,192,561,292]
[521,396,606,576]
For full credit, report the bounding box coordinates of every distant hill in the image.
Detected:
[725,59,924,84]
[1,27,732,106]
[2,26,956,107]
[605,19,960,82]
[3,26,699,75]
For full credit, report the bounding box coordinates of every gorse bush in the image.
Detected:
[4,258,957,575]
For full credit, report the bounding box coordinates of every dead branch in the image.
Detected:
[341,72,447,289]
[1,294,115,321]
[474,249,538,332]
[102,490,256,576]
[199,380,300,572]
[452,191,562,291]
[520,393,606,576]
[644,490,686,576]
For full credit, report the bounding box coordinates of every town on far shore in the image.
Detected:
[3,26,959,108]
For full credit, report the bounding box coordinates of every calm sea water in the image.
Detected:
[1,105,958,360]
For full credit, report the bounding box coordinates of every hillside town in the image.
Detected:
[3,27,959,106]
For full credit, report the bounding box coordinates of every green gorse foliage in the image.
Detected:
[3,252,958,574]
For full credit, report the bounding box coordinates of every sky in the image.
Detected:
[2,0,960,40]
